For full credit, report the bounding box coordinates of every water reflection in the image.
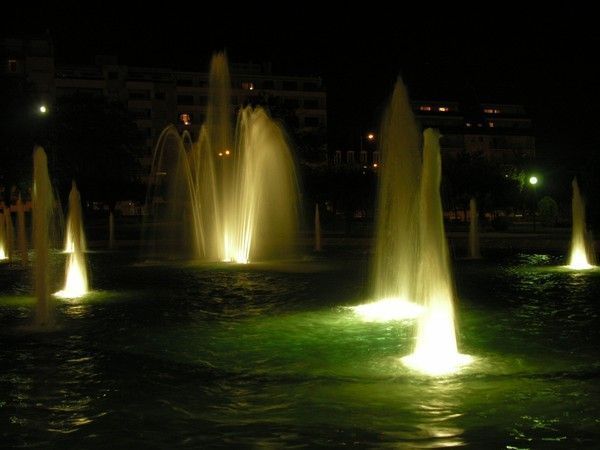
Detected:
[2,251,600,447]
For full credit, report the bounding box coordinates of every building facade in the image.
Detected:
[333,99,535,169]
[2,36,327,178]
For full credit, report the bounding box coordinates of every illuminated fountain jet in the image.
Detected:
[146,53,299,264]
[402,129,472,376]
[33,147,55,325]
[568,178,595,270]
[351,80,423,322]
[0,211,6,260]
[55,181,88,298]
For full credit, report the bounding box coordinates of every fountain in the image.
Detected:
[16,195,28,263]
[469,197,481,259]
[55,181,89,298]
[568,178,595,269]
[0,211,6,261]
[314,203,322,252]
[3,207,14,260]
[33,146,55,325]
[402,129,472,375]
[351,80,423,322]
[146,53,299,263]
[351,79,471,372]
[64,185,86,254]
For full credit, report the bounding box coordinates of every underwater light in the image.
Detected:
[567,248,594,270]
[349,297,423,322]
[54,253,88,299]
[402,305,473,376]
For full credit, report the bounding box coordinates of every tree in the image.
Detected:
[0,76,42,200]
[46,93,145,209]
[538,196,559,227]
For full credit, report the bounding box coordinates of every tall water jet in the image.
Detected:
[55,181,88,298]
[2,207,15,260]
[314,203,322,252]
[0,211,6,260]
[402,129,472,375]
[64,186,86,253]
[352,79,423,322]
[469,198,481,259]
[33,146,55,325]
[17,196,28,263]
[568,178,595,269]
[146,53,299,263]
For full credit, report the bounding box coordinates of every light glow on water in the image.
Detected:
[402,297,473,376]
[56,182,89,298]
[349,297,423,322]
[54,252,88,299]
[567,247,594,270]
[0,247,6,260]
[568,179,595,270]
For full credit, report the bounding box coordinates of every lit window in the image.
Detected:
[484,108,501,114]
[419,105,432,111]
[438,106,449,112]
[360,151,367,163]
[489,122,495,128]
[241,82,255,90]
[179,113,192,125]
[347,151,355,164]
[466,122,471,127]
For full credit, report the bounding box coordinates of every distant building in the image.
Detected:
[414,100,535,163]
[332,99,535,169]
[2,36,327,178]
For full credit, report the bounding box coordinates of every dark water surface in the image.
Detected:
[1,251,599,448]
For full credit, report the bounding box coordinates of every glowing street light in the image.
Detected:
[367,132,375,140]
[39,105,47,114]
[529,175,538,185]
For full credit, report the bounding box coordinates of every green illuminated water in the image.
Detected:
[1,251,600,447]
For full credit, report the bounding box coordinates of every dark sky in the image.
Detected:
[6,6,600,172]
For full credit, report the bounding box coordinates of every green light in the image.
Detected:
[529,176,538,185]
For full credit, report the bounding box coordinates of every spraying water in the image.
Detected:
[64,185,86,253]
[17,195,28,263]
[0,211,6,260]
[402,129,472,375]
[55,181,89,298]
[1,207,14,260]
[146,53,299,263]
[568,178,595,269]
[33,147,54,325]
[469,198,481,259]
[351,79,423,322]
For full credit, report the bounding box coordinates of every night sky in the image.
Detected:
[6,6,600,175]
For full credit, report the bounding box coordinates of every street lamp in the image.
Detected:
[529,175,539,232]
[39,105,48,114]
